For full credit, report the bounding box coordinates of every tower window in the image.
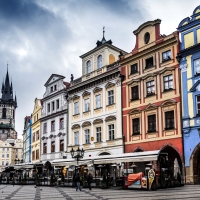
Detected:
[97,55,102,69]
[2,108,6,119]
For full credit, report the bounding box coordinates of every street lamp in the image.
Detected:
[14,159,20,165]
[70,147,84,165]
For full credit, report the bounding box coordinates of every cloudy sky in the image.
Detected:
[0,0,199,138]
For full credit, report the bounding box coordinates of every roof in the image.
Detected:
[44,74,66,87]
[63,81,70,89]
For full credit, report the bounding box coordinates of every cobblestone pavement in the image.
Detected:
[0,185,200,200]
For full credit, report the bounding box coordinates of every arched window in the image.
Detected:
[2,108,6,119]
[97,55,102,69]
[86,60,91,74]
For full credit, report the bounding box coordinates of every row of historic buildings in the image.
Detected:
[1,5,200,184]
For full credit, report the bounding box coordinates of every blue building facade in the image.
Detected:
[177,5,200,184]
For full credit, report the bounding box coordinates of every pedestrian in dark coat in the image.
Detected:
[75,173,81,191]
[12,175,15,187]
[87,173,93,190]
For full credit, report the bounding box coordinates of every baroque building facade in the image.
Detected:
[40,74,69,165]
[177,5,200,184]
[120,20,184,176]
[67,34,127,161]
[31,98,42,164]
[22,116,32,163]
[0,69,17,141]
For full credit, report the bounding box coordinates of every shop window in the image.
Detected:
[165,111,174,130]
[96,127,101,142]
[145,57,153,69]
[132,118,140,135]
[130,63,138,74]
[74,102,79,115]
[148,114,156,133]
[131,86,139,100]
[164,75,173,91]
[162,50,171,62]
[108,124,114,140]
[51,141,55,152]
[194,58,200,75]
[60,118,64,129]
[108,90,114,105]
[85,129,90,144]
[74,132,79,145]
[146,80,155,96]
[60,140,64,151]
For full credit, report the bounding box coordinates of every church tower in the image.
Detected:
[0,67,17,140]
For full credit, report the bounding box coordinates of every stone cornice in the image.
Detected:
[40,109,67,122]
[42,89,67,102]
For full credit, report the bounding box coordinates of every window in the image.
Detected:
[7,148,9,151]
[36,149,39,160]
[60,140,64,151]
[2,108,6,119]
[86,60,91,74]
[131,86,139,100]
[15,154,18,158]
[34,116,36,123]
[13,110,15,119]
[2,161,4,166]
[6,161,9,166]
[52,102,55,111]
[51,141,55,152]
[96,127,101,142]
[32,151,35,160]
[96,95,101,109]
[145,57,153,68]
[7,154,9,158]
[60,118,64,129]
[130,63,138,74]
[43,123,47,133]
[194,58,200,75]
[165,111,174,130]
[108,90,114,105]
[148,114,156,133]
[85,129,90,144]
[2,148,4,151]
[16,149,18,152]
[47,103,50,112]
[97,55,102,69]
[2,154,4,158]
[36,131,39,140]
[84,98,90,112]
[43,143,47,154]
[74,102,79,115]
[51,121,55,131]
[51,86,53,92]
[56,99,59,109]
[32,133,35,143]
[197,96,200,116]
[74,132,79,145]
[164,75,173,91]
[54,85,57,91]
[162,50,171,61]
[146,80,155,96]
[108,124,114,140]
[132,118,140,135]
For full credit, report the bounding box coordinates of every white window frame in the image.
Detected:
[85,129,90,144]
[84,98,90,112]
[194,58,200,75]
[74,132,79,145]
[108,124,114,140]
[96,127,101,142]
[163,74,173,90]
[146,80,155,95]
[96,94,101,108]
[162,50,171,61]
[108,90,114,105]
[74,102,79,115]
[97,55,102,69]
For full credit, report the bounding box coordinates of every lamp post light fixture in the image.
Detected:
[70,147,84,166]
[14,159,20,165]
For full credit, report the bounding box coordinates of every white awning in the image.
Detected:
[51,150,160,166]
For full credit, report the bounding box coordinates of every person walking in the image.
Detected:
[75,173,81,191]
[87,173,93,190]
[12,174,15,187]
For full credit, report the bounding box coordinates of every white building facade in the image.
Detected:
[40,74,69,164]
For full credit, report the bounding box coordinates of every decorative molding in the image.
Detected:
[82,91,91,97]
[72,95,80,101]
[144,103,158,111]
[105,115,116,122]
[158,66,176,75]
[71,124,80,130]
[129,108,141,115]
[82,121,91,127]
[127,78,140,85]
[160,99,177,107]
[49,134,54,139]
[105,82,115,89]
[141,73,157,80]
[93,119,103,125]
[93,87,102,93]
[179,57,188,72]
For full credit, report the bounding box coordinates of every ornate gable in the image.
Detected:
[93,87,102,93]
[158,67,176,75]
[105,82,115,89]
[160,99,177,107]
[82,121,91,127]
[44,74,65,87]
[129,108,141,115]
[105,115,116,122]
[93,119,103,125]
[71,124,80,130]
[72,95,80,101]
[144,103,157,111]
[82,91,91,97]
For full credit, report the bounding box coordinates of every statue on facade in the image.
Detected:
[71,74,74,82]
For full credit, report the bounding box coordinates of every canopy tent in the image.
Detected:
[52,150,160,167]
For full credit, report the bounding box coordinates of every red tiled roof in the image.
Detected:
[63,81,70,88]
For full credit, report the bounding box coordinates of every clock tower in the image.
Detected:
[0,67,17,141]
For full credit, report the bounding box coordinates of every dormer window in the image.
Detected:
[97,55,102,69]
[86,60,91,74]
[162,50,171,62]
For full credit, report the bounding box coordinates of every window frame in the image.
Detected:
[56,99,59,109]
[85,129,90,144]
[194,58,200,76]
[74,132,79,145]
[146,80,155,96]
[108,90,114,105]
[97,55,102,69]
[43,123,47,133]
[196,95,200,116]
[145,57,154,69]
[51,121,55,132]
[86,60,91,74]
[147,114,156,133]
[74,102,79,115]
[95,94,101,109]
[60,140,64,151]
[43,143,47,154]
[60,118,64,129]
[130,63,138,74]
[165,111,174,130]
[51,141,55,153]
[108,124,115,140]
[96,127,101,142]
[131,85,139,100]
[163,74,173,91]
[84,98,90,112]
[162,50,171,62]
[132,118,140,135]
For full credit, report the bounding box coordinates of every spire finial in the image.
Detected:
[7,61,8,71]
[103,26,105,38]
